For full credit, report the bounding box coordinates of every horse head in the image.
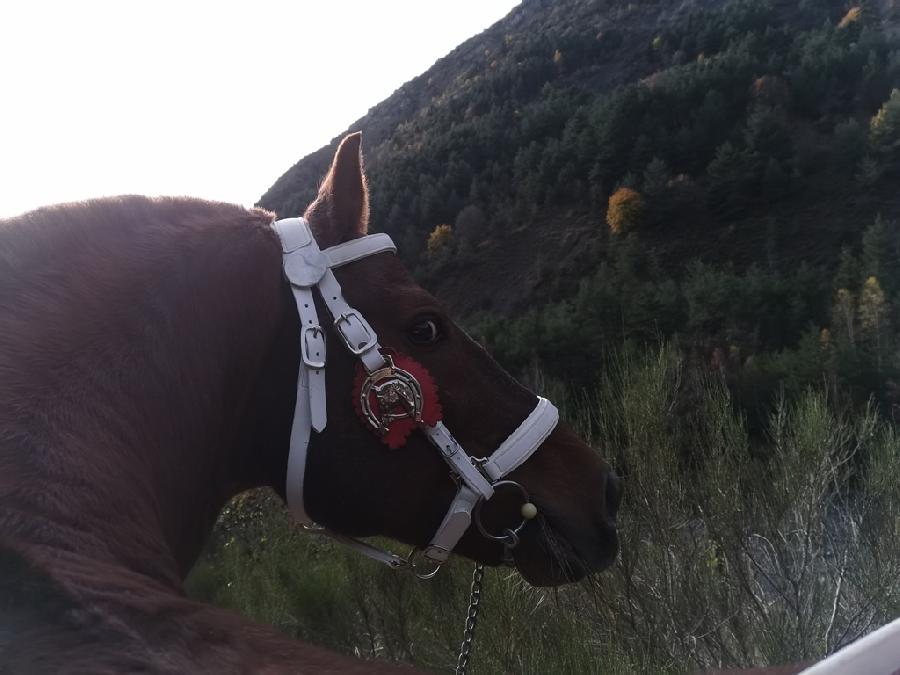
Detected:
[259,133,621,586]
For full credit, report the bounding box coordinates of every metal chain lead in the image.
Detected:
[455,564,485,675]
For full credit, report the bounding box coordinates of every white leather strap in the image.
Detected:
[278,218,329,436]
[423,423,494,500]
[276,219,330,288]
[317,269,387,373]
[480,397,558,481]
[285,352,313,525]
[273,217,313,251]
[314,527,408,569]
[423,486,480,563]
[421,398,558,564]
[325,233,396,268]
[277,217,395,531]
[294,287,327,433]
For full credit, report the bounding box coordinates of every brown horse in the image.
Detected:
[0,133,621,672]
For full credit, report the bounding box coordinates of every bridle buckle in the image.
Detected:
[334,309,377,355]
[300,325,326,369]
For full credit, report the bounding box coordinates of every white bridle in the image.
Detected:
[272,217,559,576]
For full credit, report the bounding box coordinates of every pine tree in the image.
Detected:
[707,142,755,213]
[861,215,894,291]
[855,155,882,187]
[833,118,866,167]
[744,105,792,163]
[642,157,671,198]
[762,158,790,201]
[455,205,487,251]
[834,246,861,292]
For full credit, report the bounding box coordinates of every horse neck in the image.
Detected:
[0,198,293,588]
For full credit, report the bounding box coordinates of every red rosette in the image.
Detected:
[352,351,442,449]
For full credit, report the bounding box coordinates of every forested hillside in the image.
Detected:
[189,3,900,671]
[259,0,900,422]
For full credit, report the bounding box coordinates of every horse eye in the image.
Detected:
[407,317,442,345]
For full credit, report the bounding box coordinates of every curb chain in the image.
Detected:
[455,564,485,675]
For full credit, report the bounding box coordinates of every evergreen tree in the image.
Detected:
[834,246,861,292]
[762,157,790,201]
[870,88,900,158]
[832,118,867,168]
[455,205,487,250]
[862,216,887,280]
[707,142,755,213]
[855,155,883,187]
[642,157,672,199]
[744,105,792,164]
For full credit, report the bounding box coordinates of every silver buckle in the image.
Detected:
[334,310,377,355]
[407,548,443,580]
[301,325,326,369]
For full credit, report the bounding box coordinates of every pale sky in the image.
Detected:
[0,1,519,219]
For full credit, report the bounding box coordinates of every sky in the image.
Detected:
[0,1,519,218]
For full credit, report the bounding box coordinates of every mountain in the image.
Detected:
[259,0,900,416]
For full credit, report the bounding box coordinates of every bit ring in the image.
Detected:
[473,480,532,547]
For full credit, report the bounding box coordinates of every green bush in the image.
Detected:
[188,346,900,673]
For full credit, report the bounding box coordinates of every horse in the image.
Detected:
[0,132,621,672]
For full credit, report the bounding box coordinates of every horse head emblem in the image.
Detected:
[354,353,442,449]
[364,358,424,430]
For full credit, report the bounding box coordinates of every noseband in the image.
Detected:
[273,217,559,577]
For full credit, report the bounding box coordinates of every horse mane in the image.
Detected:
[0,196,282,578]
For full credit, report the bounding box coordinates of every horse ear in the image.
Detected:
[304,132,370,247]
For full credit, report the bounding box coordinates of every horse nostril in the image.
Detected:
[605,468,623,522]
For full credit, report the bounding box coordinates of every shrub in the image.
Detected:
[188,347,900,674]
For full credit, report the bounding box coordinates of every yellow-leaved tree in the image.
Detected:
[606,187,645,235]
[426,224,453,258]
[870,88,900,156]
[859,276,889,370]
